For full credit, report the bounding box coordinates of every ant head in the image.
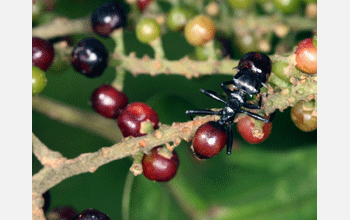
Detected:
[236,52,272,83]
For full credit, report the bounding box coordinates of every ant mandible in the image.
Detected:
[185,52,273,155]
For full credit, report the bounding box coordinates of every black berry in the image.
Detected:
[75,208,110,220]
[91,2,127,37]
[71,38,108,78]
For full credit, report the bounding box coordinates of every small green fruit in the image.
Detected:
[32,66,47,95]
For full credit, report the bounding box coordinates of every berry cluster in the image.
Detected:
[113,101,179,182]
[271,35,317,131]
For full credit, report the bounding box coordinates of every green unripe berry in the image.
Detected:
[166,7,195,32]
[32,66,47,95]
[136,18,161,44]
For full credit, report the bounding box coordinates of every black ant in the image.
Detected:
[185,52,273,155]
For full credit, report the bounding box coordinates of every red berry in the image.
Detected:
[237,116,272,144]
[91,84,128,118]
[117,102,159,137]
[91,2,127,37]
[142,146,179,182]
[76,208,110,220]
[32,37,55,71]
[137,0,153,11]
[192,121,227,159]
[295,38,317,74]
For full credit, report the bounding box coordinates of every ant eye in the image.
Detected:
[248,61,262,74]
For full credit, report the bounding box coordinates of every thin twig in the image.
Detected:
[32,15,316,40]
[122,172,135,220]
[32,133,66,167]
[32,96,122,143]
[32,114,219,195]
[32,16,92,39]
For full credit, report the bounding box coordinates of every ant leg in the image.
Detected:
[241,110,271,123]
[220,81,236,96]
[185,109,223,120]
[243,102,260,109]
[200,89,227,104]
[226,121,233,155]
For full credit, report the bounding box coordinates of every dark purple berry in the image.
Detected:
[91,84,128,118]
[237,52,272,83]
[142,146,179,182]
[32,37,55,71]
[91,2,127,37]
[192,121,227,159]
[46,206,77,220]
[71,38,108,78]
[75,208,110,220]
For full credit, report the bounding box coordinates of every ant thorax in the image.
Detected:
[229,90,246,107]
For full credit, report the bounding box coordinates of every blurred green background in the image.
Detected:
[32,0,316,219]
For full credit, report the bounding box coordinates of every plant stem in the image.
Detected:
[111,28,125,55]
[111,67,127,91]
[129,151,144,176]
[149,37,165,59]
[122,171,135,220]
[32,114,219,194]
[32,15,316,40]
[204,40,217,61]
[32,96,122,143]
[167,174,209,220]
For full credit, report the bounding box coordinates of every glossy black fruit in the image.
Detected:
[91,2,127,37]
[75,208,110,220]
[71,38,108,78]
